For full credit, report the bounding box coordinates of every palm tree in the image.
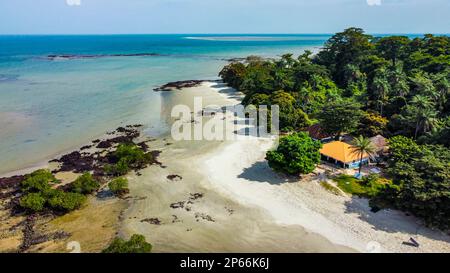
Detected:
[411,94,433,109]
[387,65,408,97]
[414,107,437,139]
[372,76,390,116]
[409,95,437,139]
[431,75,449,113]
[350,136,377,175]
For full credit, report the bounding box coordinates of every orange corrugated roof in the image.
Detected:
[320,141,369,164]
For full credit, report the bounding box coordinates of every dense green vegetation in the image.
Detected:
[318,100,363,138]
[19,170,86,213]
[108,177,129,196]
[221,28,449,229]
[105,143,154,176]
[220,28,449,141]
[17,144,147,214]
[102,234,152,253]
[70,173,100,194]
[372,136,450,229]
[266,132,322,175]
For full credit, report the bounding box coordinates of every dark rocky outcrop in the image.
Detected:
[0,175,24,190]
[153,80,205,91]
[194,213,215,223]
[51,151,95,173]
[167,174,182,182]
[47,53,163,61]
[19,214,71,253]
[141,218,162,225]
[170,201,185,209]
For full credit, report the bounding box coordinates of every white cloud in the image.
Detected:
[367,0,382,6]
[66,0,81,6]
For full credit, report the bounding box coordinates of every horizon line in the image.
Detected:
[1,32,449,36]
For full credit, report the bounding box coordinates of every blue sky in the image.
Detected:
[0,0,448,34]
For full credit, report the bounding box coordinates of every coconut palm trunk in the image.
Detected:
[351,135,377,176]
[358,152,364,175]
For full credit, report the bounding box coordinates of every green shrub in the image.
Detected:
[19,193,46,212]
[109,177,129,196]
[102,234,152,253]
[105,144,152,176]
[266,132,322,175]
[71,173,100,194]
[359,174,390,197]
[115,144,149,166]
[379,139,450,229]
[18,170,86,213]
[104,159,130,176]
[21,169,57,193]
[47,190,86,211]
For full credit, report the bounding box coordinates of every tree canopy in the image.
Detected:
[220,28,450,229]
[374,136,450,229]
[102,234,152,253]
[220,28,449,143]
[266,132,322,175]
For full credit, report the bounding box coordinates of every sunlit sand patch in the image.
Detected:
[54,171,81,186]
[37,197,127,253]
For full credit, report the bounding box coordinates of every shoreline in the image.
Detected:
[2,81,450,253]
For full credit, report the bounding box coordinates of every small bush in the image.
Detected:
[102,234,152,253]
[47,190,86,212]
[109,177,129,196]
[359,174,390,197]
[266,132,322,175]
[105,144,153,176]
[71,173,100,194]
[21,169,58,193]
[104,159,130,176]
[19,193,46,212]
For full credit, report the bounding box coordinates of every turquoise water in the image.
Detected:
[0,35,329,174]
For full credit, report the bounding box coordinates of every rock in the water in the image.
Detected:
[153,80,205,91]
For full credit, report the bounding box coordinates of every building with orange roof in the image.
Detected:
[320,141,370,169]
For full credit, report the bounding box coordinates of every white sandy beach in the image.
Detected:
[120,81,450,253]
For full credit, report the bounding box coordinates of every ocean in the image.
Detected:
[0,34,330,174]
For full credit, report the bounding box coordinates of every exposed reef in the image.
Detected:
[153,80,206,92]
[46,53,164,61]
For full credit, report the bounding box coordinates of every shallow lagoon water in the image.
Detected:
[0,34,328,174]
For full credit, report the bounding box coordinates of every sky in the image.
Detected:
[0,0,448,34]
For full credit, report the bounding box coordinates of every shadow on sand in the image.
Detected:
[343,196,450,246]
[238,160,299,185]
[210,82,243,101]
